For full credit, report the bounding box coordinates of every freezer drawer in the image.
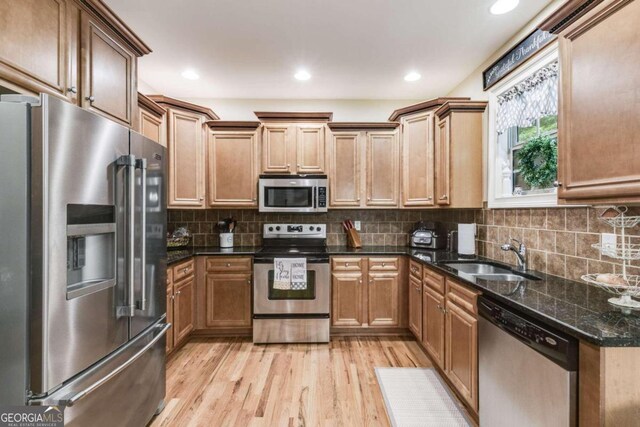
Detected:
[31,321,169,427]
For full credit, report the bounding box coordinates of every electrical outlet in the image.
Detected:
[354,221,361,231]
[601,233,617,249]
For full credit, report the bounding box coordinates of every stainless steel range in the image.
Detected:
[253,224,330,343]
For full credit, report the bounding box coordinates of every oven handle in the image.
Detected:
[254,257,329,264]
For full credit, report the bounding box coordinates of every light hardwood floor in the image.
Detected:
[151,336,431,426]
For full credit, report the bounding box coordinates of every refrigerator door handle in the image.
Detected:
[135,158,147,311]
[117,154,136,317]
[34,323,171,407]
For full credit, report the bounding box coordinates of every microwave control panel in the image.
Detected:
[317,187,327,208]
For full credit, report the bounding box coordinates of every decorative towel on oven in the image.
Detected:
[273,258,307,290]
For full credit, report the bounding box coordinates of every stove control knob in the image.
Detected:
[268,227,274,232]
[309,226,315,231]
[275,226,281,231]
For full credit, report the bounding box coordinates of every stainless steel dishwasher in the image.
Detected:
[478,297,578,427]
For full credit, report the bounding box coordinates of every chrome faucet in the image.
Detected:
[501,238,527,271]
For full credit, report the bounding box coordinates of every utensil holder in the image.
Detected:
[346,229,362,248]
[219,233,233,248]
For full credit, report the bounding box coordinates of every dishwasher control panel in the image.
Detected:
[479,297,578,370]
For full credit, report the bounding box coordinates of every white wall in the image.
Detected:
[177,98,423,122]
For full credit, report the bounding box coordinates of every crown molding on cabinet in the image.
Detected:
[327,122,400,130]
[79,0,152,56]
[138,93,166,118]
[148,95,220,120]
[539,0,605,33]
[388,97,471,121]
[435,101,488,118]
[254,111,333,122]
[206,120,261,130]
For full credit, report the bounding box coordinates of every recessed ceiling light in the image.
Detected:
[404,72,421,82]
[181,69,200,80]
[294,70,311,81]
[490,0,519,15]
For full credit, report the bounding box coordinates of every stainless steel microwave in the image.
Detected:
[258,175,328,213]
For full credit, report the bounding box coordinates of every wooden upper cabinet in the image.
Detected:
[366,131,399,207]
[80,11,136,126]
[296,124,326,173]
[207,127,259,207]
[138,93,166,146]
[262,124,292,173]
[401,112,435,207]
[0,0,77,102]
[434,101,486,208]
[167,109,206,208]
[329,132,362,207]
[435,115,451,206]
[555,0,640,203]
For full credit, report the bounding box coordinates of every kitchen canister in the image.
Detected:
[457,223,476,255]
[219,232,233,248]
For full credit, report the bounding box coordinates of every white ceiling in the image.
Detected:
[106,0,552,99]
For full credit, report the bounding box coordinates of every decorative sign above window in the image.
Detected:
[483,29,556,90]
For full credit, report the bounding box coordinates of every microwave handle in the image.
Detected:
[313,186,317,209]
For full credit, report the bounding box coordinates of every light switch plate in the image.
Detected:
[354,221,361,231]
[601,233,617,249]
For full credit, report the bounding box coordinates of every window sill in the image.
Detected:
[488,191,559,209]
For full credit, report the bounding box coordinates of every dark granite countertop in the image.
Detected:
[167,245,640,347]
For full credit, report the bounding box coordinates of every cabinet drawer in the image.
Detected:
[423,266,445,294]
[206,257,252,272]
[173,259,195,282]
[446,278,480,314]
[368,257,399,271]
[167,268,173,286]
[332,257,365,271]
[409,259,423,279]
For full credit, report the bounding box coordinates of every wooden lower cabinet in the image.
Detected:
[331,271,364,326]
[173,274,195,347]
[408,275,423,338]
[445,298,478,411]
[422,285,446,370]
[166,268,174,354]
[331,256,404,329]
[204,273,252,328]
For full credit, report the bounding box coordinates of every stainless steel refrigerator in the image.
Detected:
[0,94,169,426]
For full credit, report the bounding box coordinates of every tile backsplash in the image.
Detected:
[169,206,639,284]
[168,209,476,247]
[476,207,640,282]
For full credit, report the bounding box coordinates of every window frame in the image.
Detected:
[487,43,560,208]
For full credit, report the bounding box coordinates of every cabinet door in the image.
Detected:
[435,116,451,206]
[262,124,293,173]
[329,132,362,207]
[166,285,174,354]
[408,275,423,339]
[557,0,640,202]
[208,131,258,207]
[296,124,325,173]
[331,272,364,326]
[402,112,435,206]
[80,12,135,126]
[366,131,399,207]
[139,108,165,146]
[422,286,445,370]
[173,276,195,347]
[446,300,478,411]
[0,0,77,102]
[205,273,252,328]
[167,108,205,208]
[367,271,399,326]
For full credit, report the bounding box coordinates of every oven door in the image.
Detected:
[253,260,330,315]
[258,177,319,213]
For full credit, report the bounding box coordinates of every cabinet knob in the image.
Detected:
[247,279,251,284]
[345,263,349,267]
[367,197,371,201]
[382,262,386,267]
[199,197,204,201]
[359,279,362,284]
[553,180,562,188]
[86,96,95,102]
[439,195,448,200]
[183,268,189,273]
[297,164,301,168]
[175,290,181,295]
[67,86,77,94]
[252,198,257,201]
[426,197,432,201]
[287,164,291,170]
[226,263,231,267]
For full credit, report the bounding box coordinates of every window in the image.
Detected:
[487,44,560,208]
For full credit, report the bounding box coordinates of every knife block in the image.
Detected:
[346,228,362,248]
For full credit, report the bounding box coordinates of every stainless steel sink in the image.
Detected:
[441,262,540,281]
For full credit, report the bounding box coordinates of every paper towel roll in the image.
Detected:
[458,223,476,255]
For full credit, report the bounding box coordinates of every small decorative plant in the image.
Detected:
[517,135,557,189]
